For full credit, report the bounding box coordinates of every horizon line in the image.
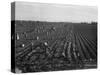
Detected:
[12,20,97,23]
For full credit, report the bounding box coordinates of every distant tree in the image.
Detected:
[91,22,97,25]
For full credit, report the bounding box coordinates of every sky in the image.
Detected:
[15,2,98,22]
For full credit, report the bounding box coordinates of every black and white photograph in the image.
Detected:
[11,1,97,73]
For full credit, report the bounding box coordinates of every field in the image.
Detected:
[13,20,97,73]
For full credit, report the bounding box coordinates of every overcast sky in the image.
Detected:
[15,2,98,22]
